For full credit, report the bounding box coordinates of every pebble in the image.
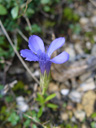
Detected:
[71,116,76,123]
[55,92,61,100]
[93,35,96,42]
[82,124,87,128]
[48,82,59,92]
[74,110,86,122]
[79,72,91,82]
[80,17,89,26]
[91,16,96,26]
[77,103,83,111]
[78,78,95,92]
[61,89,69,96]
[33,70,40,77]
[91,44,96,56]
[16,96,29,112]
[82,91,96,117]
[69,90,82,103]
[65,45,76,61]
[86,42,91,50]
[75,42,84,54]
[60,112,69,121]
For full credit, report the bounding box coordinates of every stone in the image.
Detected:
[60,112,69,121]
[16,96,29,112]
[48,82,59,92]
[33,70,40,77]
[77,103,83,111]
[71,117,76,123]
[91,16,96,26]
[65,45,76,61]
[82,91,96,117]
[78,78,95,92]
[82,124,87,128]
[74,110,86,122]
[86,42,92,50]
[75,42,84,54]
[55,92,61,100]
[80,17,89,26]
[93,36,96,42]
[61,89,69,96]
[69,90,82,103]
[79,72,91,82]
[91,44,96,56]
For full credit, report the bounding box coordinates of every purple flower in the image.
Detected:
[20,35,69,75]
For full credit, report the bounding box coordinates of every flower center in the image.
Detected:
[37,50,50,62]
[37,50,51,74]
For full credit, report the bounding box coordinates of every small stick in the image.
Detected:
[24,114,44,127]
[0,20,39,85]
[17,29,28,42]
[89,0,96,7]
[23,15,32,31]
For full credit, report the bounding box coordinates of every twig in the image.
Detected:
[20,0,32,16]
[24,114,44,127]
[0,80,17,97]
[3,80,17,94]
[89,0,96,7]
[0,20,39,85]
[3,61,12,85]
[17,29,28,42]
[23,15,32,31]
[43,120,50,125]
[21,0,32,9]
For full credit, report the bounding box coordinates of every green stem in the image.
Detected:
[40,72,51,95]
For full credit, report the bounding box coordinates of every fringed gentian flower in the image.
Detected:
[20,35,69,75]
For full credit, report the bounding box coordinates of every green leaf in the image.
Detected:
[8,112,20,126]
[47,103,58,109]
[91,122,96,128]
[37,107,43,118]
[43,6,50,12]
[31,24,41,33]
[12,81,24,91]
[0,4,7,15]
[36,93,44,104]
[11,6,19,19]
[91,112,96,118]
[24,119,31,127]
[41,0,51,4]
[45,93,56,102]
[0,85,3,90]
[5,96,13,103]
[32,124,37,128]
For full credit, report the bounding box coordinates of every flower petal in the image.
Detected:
[50,51,69,64]
[47,37,65,57]
[20,49,39,61]
[28,35,45,54]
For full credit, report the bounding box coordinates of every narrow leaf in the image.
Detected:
[47,103,58,109]
[37,107,43,118]
[45,93,56,102]
[36,93,44,105]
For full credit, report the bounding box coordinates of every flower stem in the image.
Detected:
[40,72,51,95]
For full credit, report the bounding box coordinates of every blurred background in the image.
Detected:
[0,0,96,128]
